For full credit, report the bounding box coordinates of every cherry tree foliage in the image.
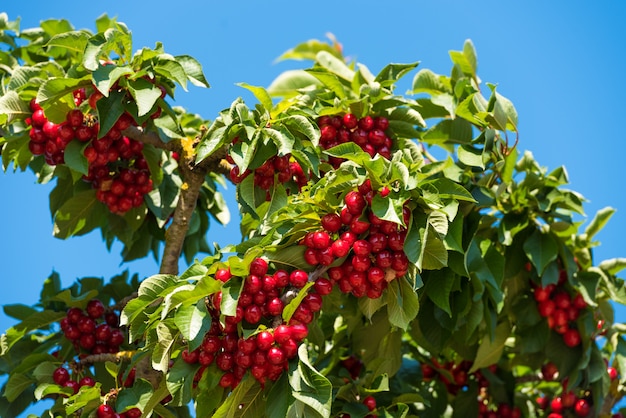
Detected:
[0,13,625,418]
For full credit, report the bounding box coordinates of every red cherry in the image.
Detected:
[216,352,235,371]
[345,191,366,215]
[256,331,274,351]
[96,404,117,418]
[181,348,199,364]
[198,350,215,366]
[86,299,106,319]
[608,366,618,380]
[534,286,552,302]
[574,399,591,417]
[216,268,232,282]
[358,116,374,131]
[53,367,70,385]
[268,347,286,365]
[363,396,377,411]
[537,300,556,317]
[289,270,309,288]
[553,292,571,310]
[79,376,96,387]
[331,239,351,258]
[250,258,269,276]
[541,362,559,381]
[273,325,292,344]
[125,408,142,418]
[310,231,331,249]
[202,336,221,353]
[218,372,235,388]
[314,278,333,295]
[342,113,358,129]
[266,297,284,316]
[572,293,587,309]
[563,329,581,347]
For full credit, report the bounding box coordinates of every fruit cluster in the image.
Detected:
[59,299,125,355]
[536,392,592,417]
[181,258,331,389]
[228,152,308,201]
[302,179,409,298]
[422,360,522,418]
[535,362,618,418]
[51,365,96,396]
[317,113,393,168]
[27,84,156,215]
[96,404,142,418]
[532,270,586,347]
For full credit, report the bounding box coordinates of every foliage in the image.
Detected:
[1,13,626,418]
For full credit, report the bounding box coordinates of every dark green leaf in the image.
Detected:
[386,277,419,330]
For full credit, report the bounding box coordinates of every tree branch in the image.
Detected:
[77,350,135,365]
[122,125,178,152]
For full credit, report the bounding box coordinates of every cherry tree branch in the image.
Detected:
[77,350,135,366]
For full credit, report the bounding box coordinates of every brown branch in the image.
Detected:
[599,381,623,417]
[110,292,138,311]
[78,350,135,365]
[122,125,178,152]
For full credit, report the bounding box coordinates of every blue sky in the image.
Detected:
[1,0,626,414]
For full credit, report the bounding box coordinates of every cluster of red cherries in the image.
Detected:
[228,152,308,201]
[54,300,127,402]
[422,359,523,418]
[302,179,410,299]
[534,362,619,418]
[26,85,156,215]
[317,113,394,168]
[59,299,125,355]
[181,257,332,389]
[532,269,586,348]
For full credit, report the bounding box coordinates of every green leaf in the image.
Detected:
[213,377,261,418]
[116,379,154,412]
[266,373,293,418]
[173,301,211,349]
[420,225,449,270]
[92,64,133,96]
[421,178,476,202]
[152,322,178,372]
[523,230,558,275]
[315,50,354,81]
[4,373,34,402]
[449,39,477,78]
[155,55,188,90]
[176,55,210,88]
[96,89,126,138]
[422,118,472,145]
[290,344,333,418]
[267,70,321,97]
[457,145,484,169]
[374,62,419,84]
[46,30,91,54]
[0,91,30,123]
[386,277,420,330]
[127,78,163,117]
[3,304,37,321]
[220,279,244,317]
[599,258,626,275]
[424,269,456,316]
[283,114,321,146]
[63,140,89,175]
[584,207,615,241]
[411,69,450,95]
[138,274,180,299]
[469,321,510,373]
[53,189,105,239]
[238,83,273,112]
